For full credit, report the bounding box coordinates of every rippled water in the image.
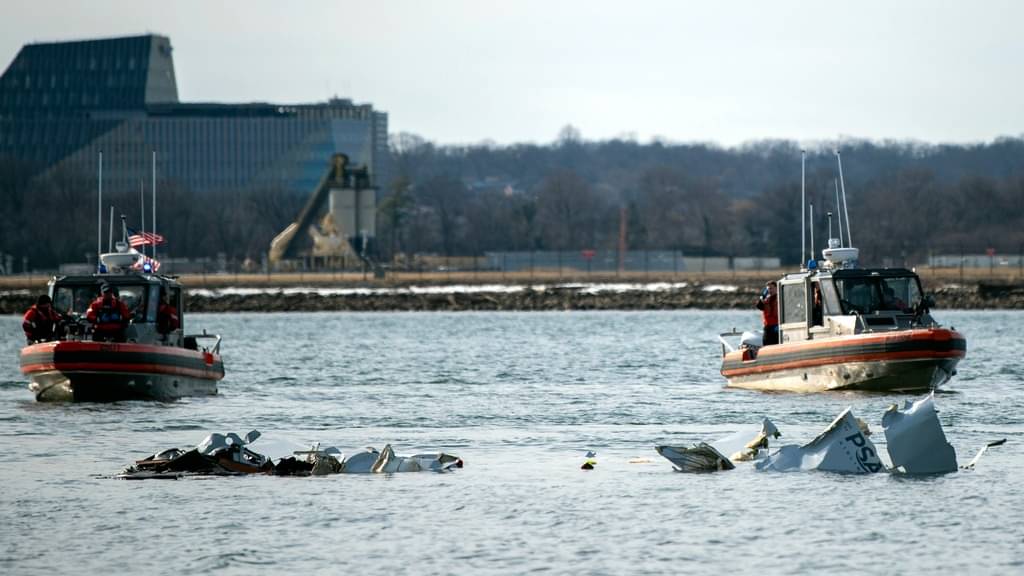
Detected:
[1,310,1022,575]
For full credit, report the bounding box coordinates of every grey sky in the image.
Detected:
[3,1,1022,146]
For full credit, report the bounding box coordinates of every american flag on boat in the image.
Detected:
[131,255,161,272]
[127,228,165,248]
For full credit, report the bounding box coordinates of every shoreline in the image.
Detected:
[2,279,1023,313]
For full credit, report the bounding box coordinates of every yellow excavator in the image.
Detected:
[268,154,376,268]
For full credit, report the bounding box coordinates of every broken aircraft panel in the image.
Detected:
[755,408,884,473]
[881,393,958,474]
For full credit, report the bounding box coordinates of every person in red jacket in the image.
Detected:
[756,281,779,346]
[156,291,180,338]
[86,284,131,342]
[22,294,63,344]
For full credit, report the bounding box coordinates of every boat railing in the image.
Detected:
[185,330,222,354]
[718,331,737,354]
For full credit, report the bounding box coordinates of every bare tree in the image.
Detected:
[536,169,603,250]
[378,177,415,260]
[418,175,468,256]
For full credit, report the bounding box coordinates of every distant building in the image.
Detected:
[0,34,388,194]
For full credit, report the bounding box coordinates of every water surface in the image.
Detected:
[1,311,1021,574]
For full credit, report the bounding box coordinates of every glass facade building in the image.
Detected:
[0,34,388,195]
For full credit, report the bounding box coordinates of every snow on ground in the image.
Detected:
[701,284,739,292]
[187,282,705,298]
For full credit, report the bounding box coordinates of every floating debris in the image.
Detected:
[581,450,597,470]
[657,394,1005,476]
[122,430,272,479]
[962,439,1007,470]
[359,444,463,474]
[655,443,734,472]
[882,393,957,474]
[117,432,462,479]
[756,409,883,474]
[656,418,779,472]
[713,418,781,462]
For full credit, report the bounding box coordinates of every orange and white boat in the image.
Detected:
[719,267,965,392]
[20,234,224,402]
[718,151,966,393]
[19,155,224,402]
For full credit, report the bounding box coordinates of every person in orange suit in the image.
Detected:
[86,284,131,342]
[23,294,62,344]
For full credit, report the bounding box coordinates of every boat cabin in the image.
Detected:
[48,272,184,346]
[777,267,931,344]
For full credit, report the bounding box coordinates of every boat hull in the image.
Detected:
[721,328,965,393]
[20,341,224,402]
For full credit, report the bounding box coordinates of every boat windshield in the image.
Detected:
[52,283,150,322]
[832,274,921,315]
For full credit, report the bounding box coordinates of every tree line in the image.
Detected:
[380,131,1024,267]
[2,131,1023,270]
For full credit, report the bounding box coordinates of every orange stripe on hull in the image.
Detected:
[720,328,966,378]
[21,362,222,380]
[21,340,216,359]
[722,349,964,377]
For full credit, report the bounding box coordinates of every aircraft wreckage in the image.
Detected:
[118,431,463,479]
[656,393,1005,475]
[116,395,1001,480]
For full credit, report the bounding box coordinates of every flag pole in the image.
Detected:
[139,178,145,255]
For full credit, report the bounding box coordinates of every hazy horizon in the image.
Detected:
[3,1,1023,147]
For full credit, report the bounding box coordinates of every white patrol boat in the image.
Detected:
[718,151,965,393]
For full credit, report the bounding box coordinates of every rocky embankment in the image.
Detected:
[186,285,757,312]
[4,281,1024,314]
[931,282,1024,309]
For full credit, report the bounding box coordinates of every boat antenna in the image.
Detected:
[827,210,833,241]
[801,149,806,270]
[97,151,103,268]
[152,150,157,262]
[834,178,843,247]
[121,213,128,244]
[836,149,852,247]
[809,202,815,266]
[108,206,114,252]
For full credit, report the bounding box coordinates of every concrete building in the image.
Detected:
[0,34,388,195]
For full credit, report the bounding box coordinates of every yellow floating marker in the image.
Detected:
[581,450,597,470]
